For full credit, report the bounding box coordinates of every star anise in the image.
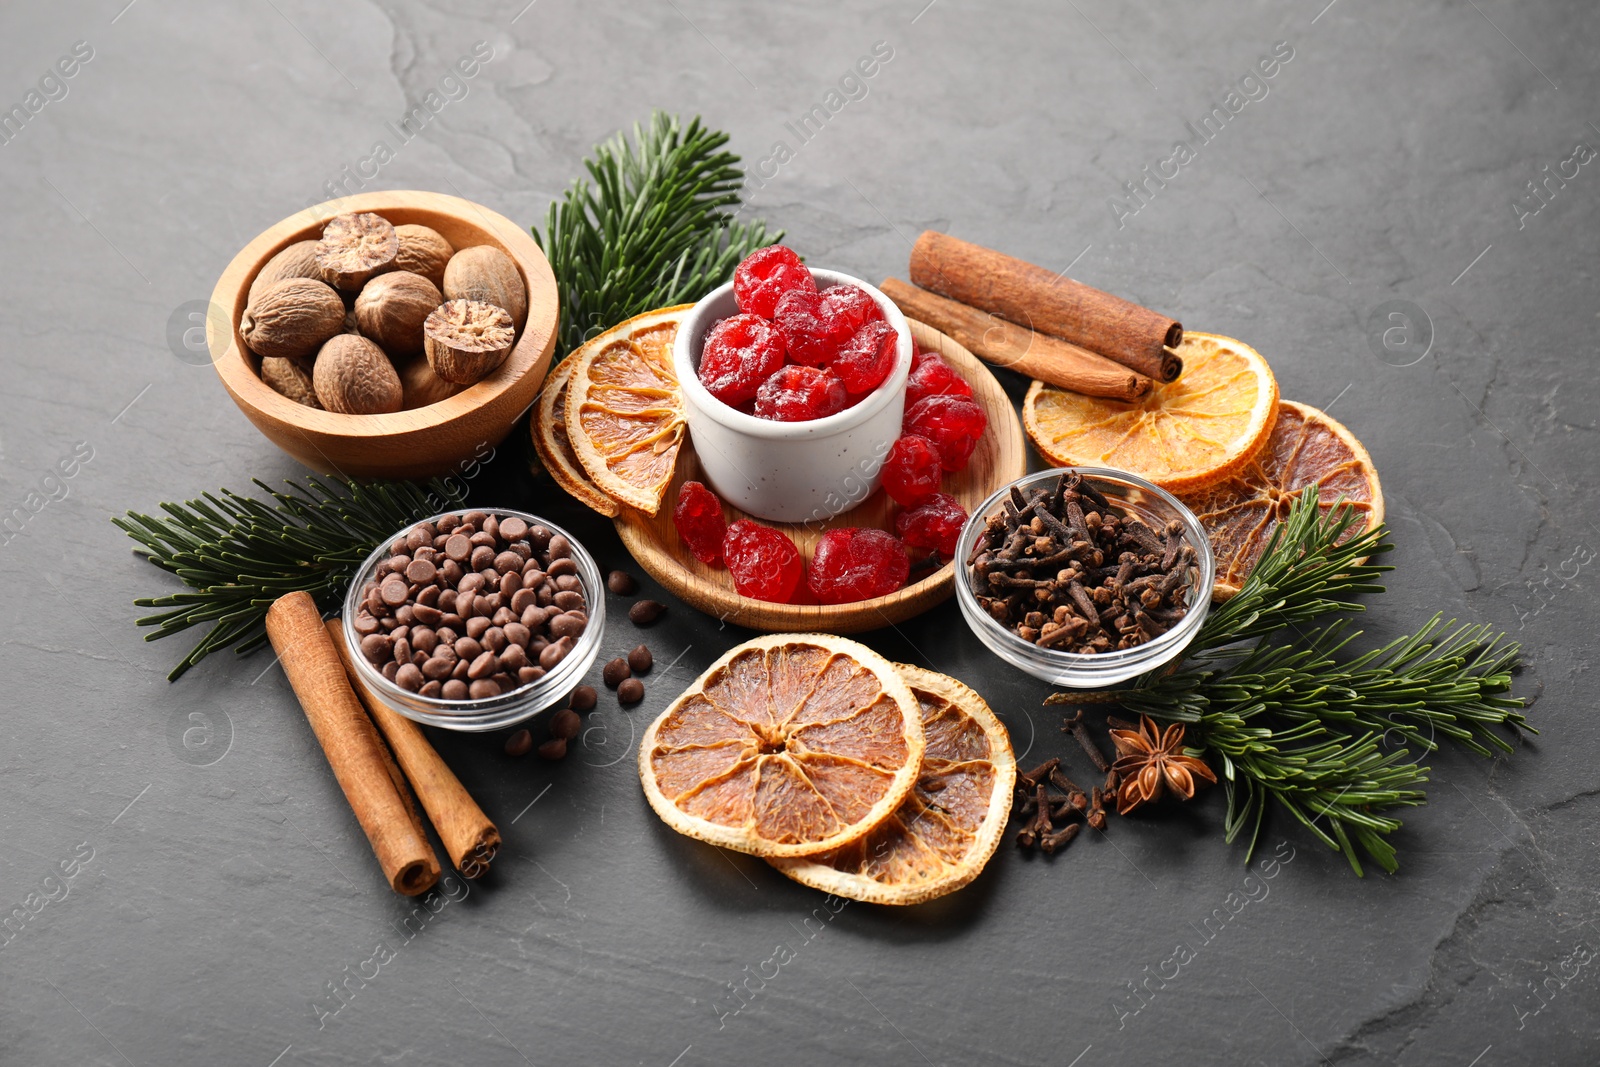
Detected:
[1108,716,1217,815]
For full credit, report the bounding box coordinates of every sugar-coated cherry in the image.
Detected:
[905,354,974,407]
[833,321,899,395]
[903,395,987,472]
[773,289,848,367]
[673,481,727,565]
[807,527,910,604]
[734,245,815,319]
[894,492,969,558]
[754,365,848,422]
[820,284,883,337]
[723,520,803,602]
[880,434,944,506]
[699,314,785,406]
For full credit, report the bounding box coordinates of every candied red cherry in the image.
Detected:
[734,245,815,319]
[819,284,883,337]
[894,492,968,558]
[673,481,727,565]
[723,519,803,602]
[905,354,975,407]
[880,434,943,506]
[773,289,847,367]
[808,527,911,604]
[699,314,785,406]
[833,321,899,396]
[904,394,987,472]
[754,365,847,422]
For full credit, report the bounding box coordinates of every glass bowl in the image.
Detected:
[953,468,1214,688]
[341,508,605,732]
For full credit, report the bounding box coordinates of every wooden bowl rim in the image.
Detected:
[613,320,1028,632]
[208,189,557,440]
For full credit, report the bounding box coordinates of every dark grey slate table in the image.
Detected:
[3,1,1596,1063]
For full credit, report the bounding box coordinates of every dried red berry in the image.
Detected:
[773,288,847,367]
[905,354,974,407]
[880,434,943,506]
[673,481,727,565]
[754,365,848,422]
[820,284,883,336]
[894,492,968,557]
[734,245,815,319]
[807,527,910,604]
[723,520,803,602]
[833,321,899,396]
[699,314,785,406]
[904,395,987,472]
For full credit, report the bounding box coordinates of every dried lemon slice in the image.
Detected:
[1024,331,1279,495]
[1181,399,1384,599]
[638,634,925,859]
[531,356,619,518]
[564,305,692,515]
[768,664,1016,905]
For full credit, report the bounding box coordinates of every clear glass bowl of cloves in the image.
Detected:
[954,467,1215,688]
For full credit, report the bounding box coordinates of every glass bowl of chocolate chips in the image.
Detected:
[954,468,1215,688]
[342,508,606,731]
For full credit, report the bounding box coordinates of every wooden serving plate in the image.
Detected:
[614,321,1026,633]
[208,190,559,480]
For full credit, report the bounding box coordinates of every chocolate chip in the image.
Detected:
[547,534,571,559]
[629,600,666,625]
[360,633,393,663]
[454,636,482,661]
[628,644,653,674]
[607,569,638,595]
[445,533,472,561]
[617,677,645,704]
[548,557,578,577]
[470,545,496,571]
[518,666,545,685]
[549,612,586,640]
[468,650,499,679]
[538,737,567,760]
[396,663,423,691]
[569,685,597,711]
[420,680,442,698]
[442,679,468,700]
[602,657,631,688]
[380,576,409,607]
[494,551,523,575]
[504,728,532,757]
[499,516,528,541]
[353,612,380,636]
[549,709,581,740]
[405,558,437,584]
[539,637,574,670]
[469,679,501,699]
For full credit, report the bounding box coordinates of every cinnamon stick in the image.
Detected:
[880,278,1152,401]
[265,591,441,896]
[909,231,1183,382]
[326,619,502,878]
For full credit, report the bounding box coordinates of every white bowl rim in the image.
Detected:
[672,268,914,440]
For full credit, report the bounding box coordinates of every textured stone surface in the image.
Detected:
[1,1,1596,1064]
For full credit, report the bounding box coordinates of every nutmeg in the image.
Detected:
[248,240,325,306]
[315,212,398,291]
[393,224,454,289]
[313,334,403,414]
[443,246,527,332]
[424,299,516,384]
[260,355,323,409]
[398,354,464,409]
[354,270,441,358]
[239,278,345,362]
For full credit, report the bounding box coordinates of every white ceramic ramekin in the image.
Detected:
[672,268,914,523]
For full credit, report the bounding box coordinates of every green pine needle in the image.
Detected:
[115,476,464,680]
[1052,489,1532,876]
[533,111,782,359]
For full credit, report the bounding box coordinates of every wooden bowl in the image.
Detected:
[614,320,1027,632]
[208,190,558,480]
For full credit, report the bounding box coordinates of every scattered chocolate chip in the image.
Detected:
[569,684,597,711]
[538,737,568,760]
[617,677,645,704]
[607,569,638,595]
[549,709,581,740]
[628,644,653,674]
[602,657,631,688]
[629,600,666,625]
[504,728,533,757]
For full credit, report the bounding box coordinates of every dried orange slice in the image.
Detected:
[638,634,925,859]
[530,357,619,518]
[1023,332,1279,494]
[1182,399,1384,599]
[768,665,1015,905]
[564,305,692,515]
